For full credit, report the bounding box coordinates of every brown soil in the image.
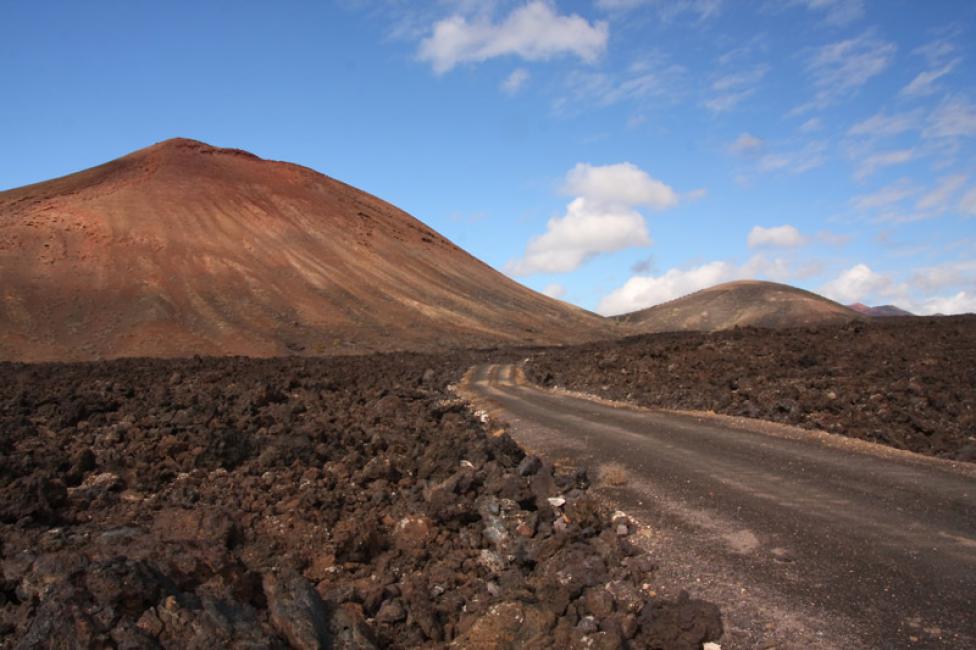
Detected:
[614,280,863,332]
[0,352,720,648]
[524,316,976,461]
[0,138,617,362]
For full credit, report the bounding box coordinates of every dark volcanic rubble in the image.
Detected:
[525,316,976,461]
[0,353,721,649]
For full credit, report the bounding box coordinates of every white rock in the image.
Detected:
[704,643,722,650]
[547,496,566,507]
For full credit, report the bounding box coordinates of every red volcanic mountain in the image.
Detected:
[848,303,914,317]
[0,138,615,361]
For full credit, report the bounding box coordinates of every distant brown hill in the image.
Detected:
[848,303,914,317]
[613,280,864,332]
[0,138,615,361]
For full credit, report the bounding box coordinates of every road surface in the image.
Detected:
[461,364,976,649]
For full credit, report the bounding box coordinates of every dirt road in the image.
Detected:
[462,364,976,649]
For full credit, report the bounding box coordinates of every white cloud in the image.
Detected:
[747,225,807,248]
[563,162,679,210]
[790,0,865,27]
[960,187,976,217]
[797,31,896,111]
[541,283,567,299]
[910,260,976,292]
[854,149,913,180]
[903,260,976,314]
[916,292,976,315]
[901,59,959,97]
[848,110,919,138]
[508,162,680,275]
[820,264,891,303]
[418,2,608,74]
[916,174,967,213]
[819,260,976,314]
[705,64,768,113]
[507,198,651,275]
[501,67,530,94]
[924,96,976,139]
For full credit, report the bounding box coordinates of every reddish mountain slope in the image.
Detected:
[613,280,864,332]
[848,303,914,317]
[0,138,615,361]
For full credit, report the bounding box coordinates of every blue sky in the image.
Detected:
[2,0,975,314]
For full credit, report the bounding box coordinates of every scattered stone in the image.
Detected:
[392,515,433,551]
[263,571,331,650]
[375,598,406,624]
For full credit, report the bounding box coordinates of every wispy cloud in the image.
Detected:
[854,148,913,180]
[915,174,967,213]
[553,55,684,114]
[924,96,976,140]
[501,67,530,94]
[597,0,723,22]
[705,64,769,113]
[794,31,896,113]
[799,117,823,133]
[788,0,865,27]
[758,140,828,173]
[914,35,959,66]
[850,179,918,211]
[417,1,608,73]
[850,175,968,223]
[848,110,920,138]
[960,187,976,217]
[728,132,764,156]
[901,59,959,97]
